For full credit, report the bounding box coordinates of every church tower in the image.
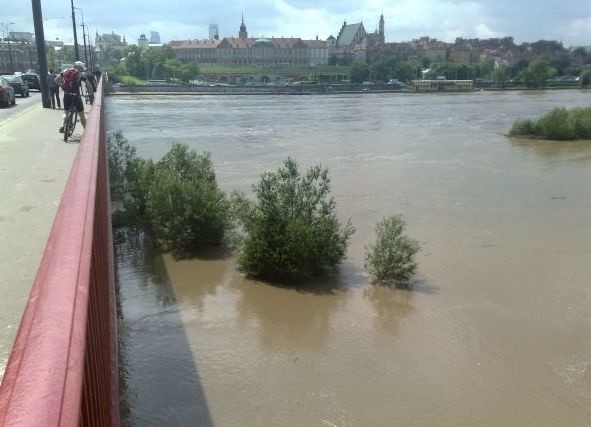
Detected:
[239,13,248,39]
[379,14,385,46]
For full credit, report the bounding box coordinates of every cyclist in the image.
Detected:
[55,61,94,133]
[86,71,97,104]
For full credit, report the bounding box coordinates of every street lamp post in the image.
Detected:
[70,0,80,60]
[87,33,93,69]
[83,24,89,65]
[74,7,88,65]
[31,0,51,107]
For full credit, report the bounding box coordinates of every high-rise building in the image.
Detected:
[209,24,219,40]
[150,31,161,44]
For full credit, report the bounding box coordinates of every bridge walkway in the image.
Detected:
[0,99,85,379]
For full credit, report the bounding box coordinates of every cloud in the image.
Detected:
[566,17,591,42]
[3,0,591,46]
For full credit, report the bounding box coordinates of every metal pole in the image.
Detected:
[28,42,34,69]
[87,30,94,70]
[81,24,88,65]
[31,0,51,107]
[75,8,88,65]
[70,0,79,60]
[87,33,93,69]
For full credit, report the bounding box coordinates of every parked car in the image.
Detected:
[386,79,406,88]
[0,76,16,107]
[1,75,29,97]
[22,73,41,90]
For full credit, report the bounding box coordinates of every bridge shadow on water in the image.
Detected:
[115,231,213,427]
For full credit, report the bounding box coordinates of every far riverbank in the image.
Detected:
[106,83,584,96]
[107,82,406,95]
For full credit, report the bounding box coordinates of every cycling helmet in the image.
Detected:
[74,61,86,71]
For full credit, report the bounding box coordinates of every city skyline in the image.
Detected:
[4,0,591,47]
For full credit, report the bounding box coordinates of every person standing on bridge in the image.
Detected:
[47,69,61,109]
[85,71,97,105]
[55,61,93,132]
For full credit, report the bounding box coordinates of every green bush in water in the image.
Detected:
[237,158,354,283]
[108,136,232,253]
[568,108,591,139]
[509,107,591,140]
[509,119,535,137]
[365,215,420,283]
[143,143,231,252]
[536,108,575,140]
[107,131,138,200]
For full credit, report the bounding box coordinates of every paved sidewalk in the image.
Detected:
[0,103,85,379]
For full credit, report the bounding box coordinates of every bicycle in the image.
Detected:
[62,95,78,143]
[83,93,94,105]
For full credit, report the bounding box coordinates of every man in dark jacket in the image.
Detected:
[55,61,94,131]
[47,69,61,109]
[85,71,97,104]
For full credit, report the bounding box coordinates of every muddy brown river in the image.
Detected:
[107,90,591,426]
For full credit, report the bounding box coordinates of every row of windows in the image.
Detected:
[176,55,327,65]
[176,49,328,59]
[178,51,328,61]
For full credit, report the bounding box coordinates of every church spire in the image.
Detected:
[379,14,385,46]
[239,12,248,39]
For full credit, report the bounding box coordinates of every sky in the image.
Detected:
[4,0,591,47]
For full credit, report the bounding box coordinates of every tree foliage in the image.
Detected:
[237,158,354,283]
[525,59,557,88]
[365,216,420,283]
[366,52,422,82]
[142,144,230,251]
[580,70,591,88]
[108,131,137,200]
[116,45,200,82]
[349,61,369,83]
[108,135,232,254]
[492,65,510,86]
[425,61,476,80]
[509,107,591,140]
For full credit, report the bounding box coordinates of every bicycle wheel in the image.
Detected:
[69,111,78,137]
[63,112,71,142]
[63,109,77,142]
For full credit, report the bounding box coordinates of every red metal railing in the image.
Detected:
[0,80,119,426]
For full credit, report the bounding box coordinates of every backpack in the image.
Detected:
[62,68,79,93]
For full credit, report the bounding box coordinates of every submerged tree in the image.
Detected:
[365,215,420,284]
[509,107,591,140]
[237,158,354,283]
[107,131,138,200]
[143,144,231,252]
[107,136,233,255]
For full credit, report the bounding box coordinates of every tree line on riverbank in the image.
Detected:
[104,40,590,88]
[108,133,420,285]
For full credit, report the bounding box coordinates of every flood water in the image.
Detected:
[107,90,591,426]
